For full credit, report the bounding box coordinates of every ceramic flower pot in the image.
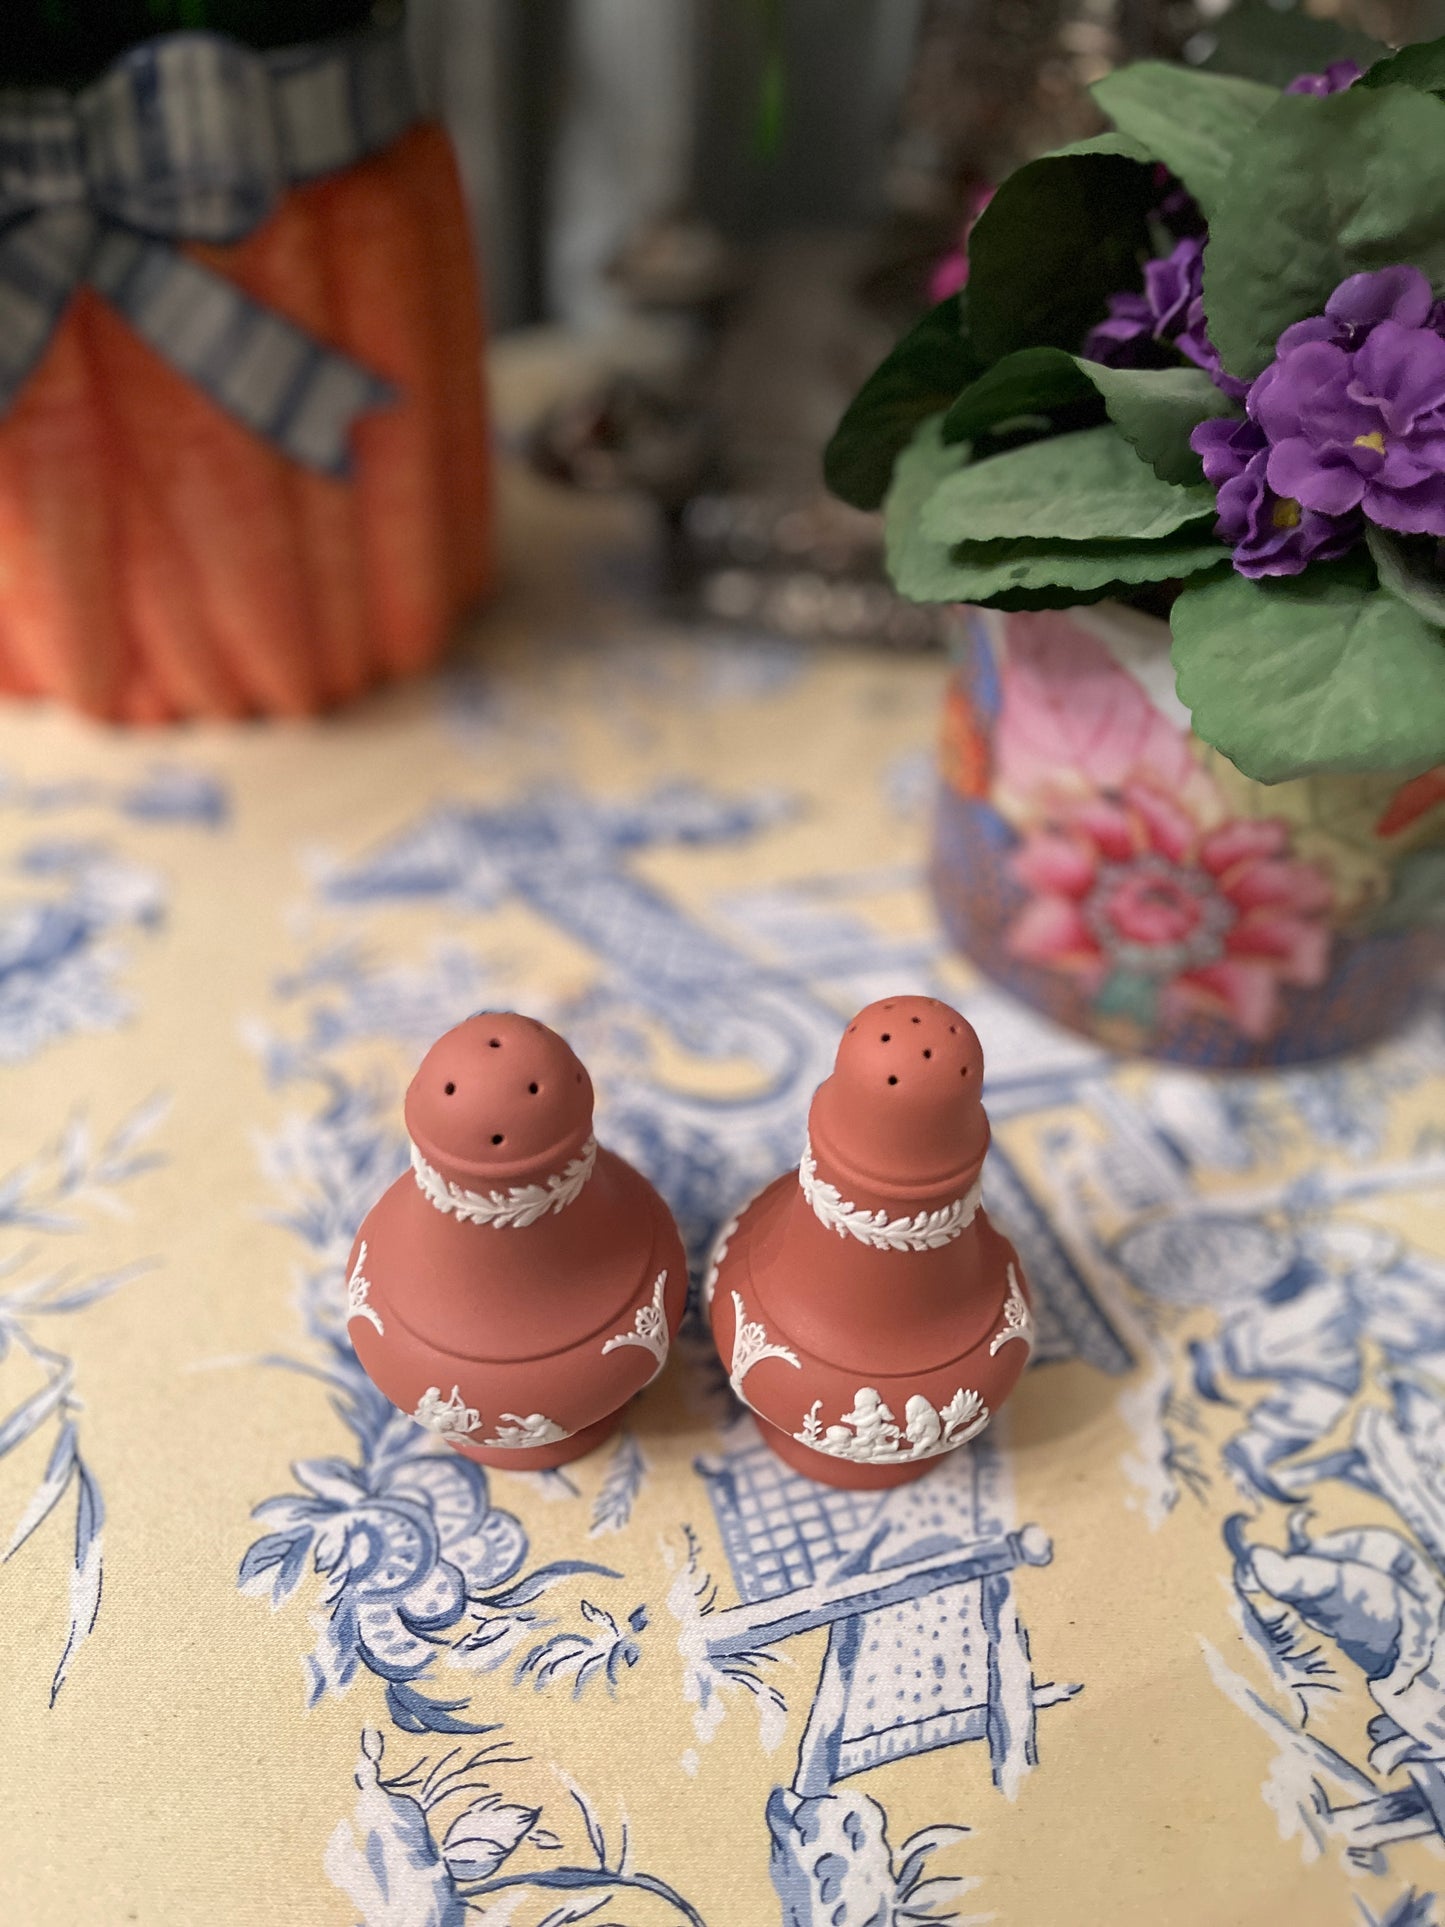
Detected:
[933,604,1445,1067]
[707,996,1033,1491]
[347,1013,688,1470]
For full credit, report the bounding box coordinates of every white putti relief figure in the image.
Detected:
[412,1385,481,1439]
[843,1388,897,1455]
[904,1395,942,1454]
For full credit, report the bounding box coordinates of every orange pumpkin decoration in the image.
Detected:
[0,122,492,723]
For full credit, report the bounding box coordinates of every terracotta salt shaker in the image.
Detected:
[346,1013,688,1469]
[707,996,1033,1489]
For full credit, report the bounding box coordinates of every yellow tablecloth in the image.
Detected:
[4,453,1444,1927]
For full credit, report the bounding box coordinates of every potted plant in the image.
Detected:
[827,42,1445,1067]
[0,1,492,722]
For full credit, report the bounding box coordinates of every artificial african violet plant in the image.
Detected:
[826,42,1445,785]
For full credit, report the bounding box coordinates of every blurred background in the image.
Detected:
[4,0,1441,692]
[407,0,1445,647]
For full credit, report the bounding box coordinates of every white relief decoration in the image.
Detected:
[793,1384,990,1464]
[702,1214,739,1311]
[411,1134,597,1229]
[345,1241,383,1335]
[989,1262,1033,1357]
[728,1289,801,1396]
[484,1412,570,1449]
[798,1137,983,1253]
[601,1271,670,1380]
[411,1385,572,1450]
[412,1384,482,1438]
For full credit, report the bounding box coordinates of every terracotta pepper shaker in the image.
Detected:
[346,1012,688,1469]
[706,995,1033,1489]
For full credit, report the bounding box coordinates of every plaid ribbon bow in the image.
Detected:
[0,26,417,476]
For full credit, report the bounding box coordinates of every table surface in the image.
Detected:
[3,432,1444,1927]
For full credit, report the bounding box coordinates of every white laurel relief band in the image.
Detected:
[601,1272,670,1381]
[345,1240,384,1335]
[728,1289,801,1397]
[411,1133,597,1229]
[794,1385,991,1465]
[989,1262,1033,1357]
[702,1213,740,1311]
[411,1384,572,1450]
[799,1137,983,1252]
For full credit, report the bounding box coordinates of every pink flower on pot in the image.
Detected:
[993,614,1214,813]
[1006,783,1335,1040]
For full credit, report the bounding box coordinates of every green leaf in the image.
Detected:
[965,134,1158,365]
[920,423,1216,547]
[944,352,1243,486]
[1199,1,1382,92]
[896,530,1231,608]
[1206,86,1445,380]
[1091,64,1279,218]
[823,294,982,511]
[1366,527,1445,628]
[1360,35,1445,96]
[885,419,1227,606]
[1074,361,1240,486]
[941,348,1096,444]
[1171,561,1445,781]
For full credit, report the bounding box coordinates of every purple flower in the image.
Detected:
[1286,60,1363,97]
[1144,236,1204,338]
[1085,291,1160,367]
[1273,264,1436,358]
[1086,236,1205,366]
[1084,233,1247,400]
[1254,319,1445,537]
[1190,265,1445,574]
[1191,415,1359,577]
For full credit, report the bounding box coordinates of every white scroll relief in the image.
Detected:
[989,1263,1033,1357]
[411,1134,597,1229]
[485,1413,570,1449]
[412,1385,482,1438]
[601,1272,670,1380]
[728,1290,801,1396]
[798,1138,983,1253]
[345,1241,384,1335]
[794,1385,990,1464]
[702,1214,739,1311]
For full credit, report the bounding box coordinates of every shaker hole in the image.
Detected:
[489,1038,501,1049]
[880,1033,890,1043]
[528,1082,539,1095]
[923,1049,932,1059]
[491,1133,505,1145]
[444,1081,456,1095]
[887,1075,898,1086]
